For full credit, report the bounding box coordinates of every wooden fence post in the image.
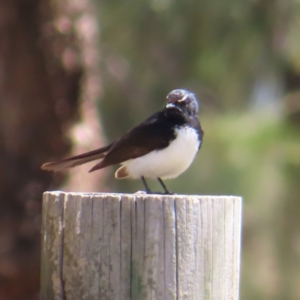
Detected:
[40,192,242,300]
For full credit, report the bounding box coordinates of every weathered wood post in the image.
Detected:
[41,192,242,300]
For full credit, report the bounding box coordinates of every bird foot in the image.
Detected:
[147,191,175,195]
[135,190,175,195]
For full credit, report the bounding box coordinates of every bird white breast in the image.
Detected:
[123,126,200,179]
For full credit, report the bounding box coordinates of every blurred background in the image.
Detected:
[0,0,300,299]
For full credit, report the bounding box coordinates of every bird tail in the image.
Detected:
[41,144,112,172]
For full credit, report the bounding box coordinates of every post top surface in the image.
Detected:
[43,191,242,201]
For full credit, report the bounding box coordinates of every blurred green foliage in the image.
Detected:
[95,0,300,299]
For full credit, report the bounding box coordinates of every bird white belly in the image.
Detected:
[123,126,200,179]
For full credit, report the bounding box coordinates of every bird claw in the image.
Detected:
[148,191,175,195]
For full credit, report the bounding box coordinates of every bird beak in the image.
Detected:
[166,102,183,112]
[166,103,176,109]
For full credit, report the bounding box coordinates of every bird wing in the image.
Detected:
[89,111,175,172]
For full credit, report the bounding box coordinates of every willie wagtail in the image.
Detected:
[42,89,204,194]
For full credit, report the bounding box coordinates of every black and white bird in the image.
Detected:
[42,89,204,194]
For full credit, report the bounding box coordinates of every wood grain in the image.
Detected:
[41,192,242,300]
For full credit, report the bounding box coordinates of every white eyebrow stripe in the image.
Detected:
[178,94,188,102]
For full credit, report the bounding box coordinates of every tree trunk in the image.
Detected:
[0,0,103,299]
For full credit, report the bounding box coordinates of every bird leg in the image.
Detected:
[141,176,152,194]
[157,177,172,194]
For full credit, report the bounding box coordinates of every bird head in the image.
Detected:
[166,89,199,117]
